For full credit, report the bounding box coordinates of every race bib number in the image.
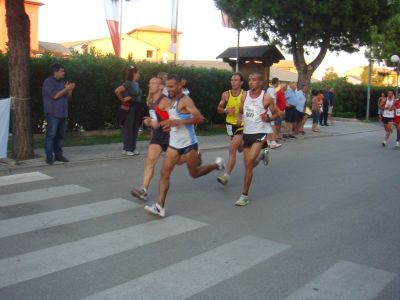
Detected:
[396,108,400,117]
[226,124,233,136]
[149,109,157,121]
[244,105,258,120]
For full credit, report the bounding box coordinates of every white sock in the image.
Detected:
[223,173,230,179]
[141,187,147,193]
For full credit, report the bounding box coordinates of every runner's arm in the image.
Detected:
[217,91,228,114]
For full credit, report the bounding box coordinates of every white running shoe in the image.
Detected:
[262,148,270,166]
[144,203,165,217]
[235,194,249,206]
[215,157,225,170]
[131,187,148,201]
[396,141,399,148]
[270,141,282,149]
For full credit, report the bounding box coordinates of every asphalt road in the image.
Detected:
[0,129,399,300]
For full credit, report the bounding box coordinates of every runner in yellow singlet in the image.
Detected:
[216,72,244,186]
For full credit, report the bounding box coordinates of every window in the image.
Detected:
[146,50,153,58]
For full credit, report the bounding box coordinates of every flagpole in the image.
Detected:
[236,29,240,72]
[119,0,123,57]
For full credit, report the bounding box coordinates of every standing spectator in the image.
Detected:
[295,84,308,134]
[377,92,386,122]
[320,89,330,126]
[284,82,298,138]
[275,83,287,140]
[42,63,75,165]
[311,89,322,132]
[115,66,142,156]
[327,88,335,124]
[266,77,282,148]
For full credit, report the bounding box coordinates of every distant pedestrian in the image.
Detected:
[327,88,335,125]
[42,63,75,165]
[311,89,321,132]
[295,84,308,134]
[283,82,298,139]
[320,89,330,126]
[266,77,282,148]
[378,92,386,122]
[115,66,142,156]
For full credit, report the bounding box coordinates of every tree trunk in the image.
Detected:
[291,35,330,87]
[5,0,34,159]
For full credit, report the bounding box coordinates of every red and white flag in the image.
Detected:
[103,0,121,57]
[221,11,234,28]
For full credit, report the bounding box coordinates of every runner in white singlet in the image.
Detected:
[144,74,224,217]
[234,73,277,207]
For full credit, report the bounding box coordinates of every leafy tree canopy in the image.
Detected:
[215,0,400,85]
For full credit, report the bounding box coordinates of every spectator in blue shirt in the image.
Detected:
[295,84,308,134]
[42,63,75,165]
[284,82,298,138]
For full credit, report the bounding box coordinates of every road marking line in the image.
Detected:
[0,184,91,207]
[0,216,207,289]
[0,172,52,187]
[81,236,290,300]
[284,260,396,300]
[0,198,139,238]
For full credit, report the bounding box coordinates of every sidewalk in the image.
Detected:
[0,120,382,174]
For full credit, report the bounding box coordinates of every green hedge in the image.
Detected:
[0,52,393,133]
[0,51,231,132]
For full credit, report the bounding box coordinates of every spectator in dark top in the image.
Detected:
[327,88,335,125]
[42,63,75,165]
[115,66,142,156]
[320,89,331,126]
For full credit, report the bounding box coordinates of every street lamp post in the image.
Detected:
[390,54,400,98]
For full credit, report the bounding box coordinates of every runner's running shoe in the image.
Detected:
[235,194,249,206]
[217,175,228,186]
[144,203,165,217]
[131,187,148,201]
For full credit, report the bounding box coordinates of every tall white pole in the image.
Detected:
[119,0,123,57]
[236,29,240,72]
[366,58,372,121]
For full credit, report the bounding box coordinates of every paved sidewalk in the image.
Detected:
[0,120,382,174]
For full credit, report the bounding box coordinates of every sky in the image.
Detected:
[37,0,369,79]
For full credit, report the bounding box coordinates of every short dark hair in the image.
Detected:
[311,89,318,96]
[50,63,64,75]
[271,77,279,85]
[125,65,139,81]
[167,74,182,83]
[232,72,244,82]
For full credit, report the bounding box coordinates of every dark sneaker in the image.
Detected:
[55,155,69,162]
[131,187,148,201]
[45,157,54,165]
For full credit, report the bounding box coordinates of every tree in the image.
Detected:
[214,0,399,87]
[322,67,339,81]
[368,14,400,66]
[5,0,34,159]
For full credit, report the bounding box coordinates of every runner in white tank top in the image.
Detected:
[379,90,395,147]
[144,74,225,217]
[234,73,277,207]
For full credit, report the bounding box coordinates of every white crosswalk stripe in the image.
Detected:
[0,215,207,289]
[284,260,396,300]
[0,184,91,207]
[0,198,140,238]
[0,172,52,187]
[81,236,290,300]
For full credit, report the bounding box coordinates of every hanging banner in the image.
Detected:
[0,98,11,159]
[221,11,234,28]
[103,0,121,57]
